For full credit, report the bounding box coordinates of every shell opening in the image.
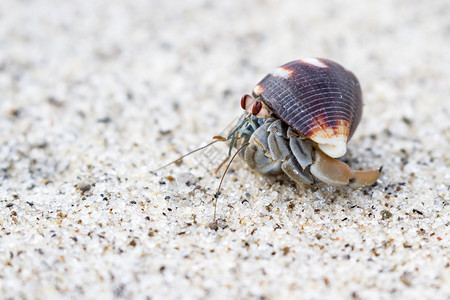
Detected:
[317,140,347,158]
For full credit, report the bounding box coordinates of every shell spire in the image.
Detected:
[253,58,362,158]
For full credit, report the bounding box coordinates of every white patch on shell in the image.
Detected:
[253,84,264,96]
[300,58,328,68]
[270,67,293,79]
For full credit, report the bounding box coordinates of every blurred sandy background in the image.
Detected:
[0,0,449,299]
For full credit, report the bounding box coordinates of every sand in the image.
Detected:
[0,0,449,299]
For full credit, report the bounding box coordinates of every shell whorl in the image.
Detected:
[252,58,362,158]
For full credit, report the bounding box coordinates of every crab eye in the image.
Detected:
[240,94,256,112]
[251,101,262,115]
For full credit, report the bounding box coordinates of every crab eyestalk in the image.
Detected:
[241,94,271,119]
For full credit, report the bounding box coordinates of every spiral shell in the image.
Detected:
[252,58,362,158]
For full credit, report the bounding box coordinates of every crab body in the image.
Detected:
[233,58,380,187]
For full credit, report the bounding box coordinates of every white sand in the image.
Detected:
[0,0,449,299]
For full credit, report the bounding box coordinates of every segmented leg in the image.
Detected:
[281,157,314,185]
[244,123,282,175]
[233,116,380,187]
[243,118,315,185]
[287,128,313,169]
[267,120,290,161]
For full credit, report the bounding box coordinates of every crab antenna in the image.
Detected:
[213,142,249,222]
[228,131,237,156]
[152,139,222,172]
[226,114,250,140]
[153,114,250,173]
[226,114,251,156]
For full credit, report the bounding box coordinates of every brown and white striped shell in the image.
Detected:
[243,58,362,158]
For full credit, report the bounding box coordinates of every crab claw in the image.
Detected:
[310,149,381,187]
[349,167,382,188]
[310,149,353,186]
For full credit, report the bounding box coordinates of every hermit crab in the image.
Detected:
[226,57,381,187]
[159,58,381,190]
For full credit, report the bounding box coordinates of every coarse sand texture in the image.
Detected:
[0,0,449,299]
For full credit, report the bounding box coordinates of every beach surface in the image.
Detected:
[0,0,449,299]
